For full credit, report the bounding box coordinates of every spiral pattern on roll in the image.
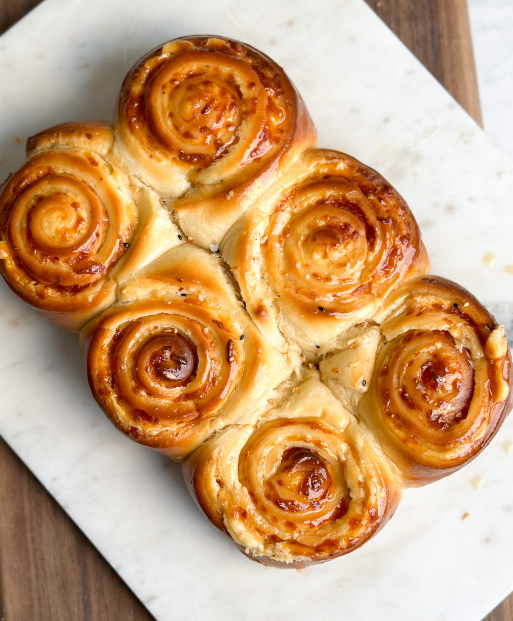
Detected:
[262,150,428,321]
[378,330,475,431]
[361,275,512,484]
[0,148,136,329]
[185,379,400,566]
[240,420,351,529]
[87,297,246,449]
[118,36,305,187]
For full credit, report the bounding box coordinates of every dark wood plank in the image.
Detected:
[0,1,507,620]
[488,598,513,621]
[0,438,154,620]
[365,0,482,126]
[0,0,41,33]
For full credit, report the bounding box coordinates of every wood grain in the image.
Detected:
[0,438,155,620]
[0,1,508,620]
[0,0,41,33]
[365,0,483,125]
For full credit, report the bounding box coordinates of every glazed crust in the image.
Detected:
[1,36,511,568]
[114,35,317,247]
[82,244,289,460]
[0,122,181,331]
[184,376,401,567]
[26,121,115,158]
[221,148,430,355]
[0,123,136,330]
[359,275,512,486]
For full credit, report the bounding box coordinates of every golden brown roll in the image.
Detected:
[2,37,511,570]
[115,35,317,247]
[82,244,290,460]
[221,149,429,355]
[358,275,512,486]
[0,122,180,331]
[184,376,401,567]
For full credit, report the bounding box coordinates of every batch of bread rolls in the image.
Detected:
[0,36,511,568]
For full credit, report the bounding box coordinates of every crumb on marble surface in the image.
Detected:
[472,476,485,491]
[483,252,497,266]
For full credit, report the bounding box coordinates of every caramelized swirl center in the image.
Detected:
[137,333,198,389]
[126,46,270,167]
[3,166,122,288]
[378,330,475,430]
[98,311,243,425]
[238,419,351,533]
[29,193,90,250]
[296,204,369,281]
[263,180,391,316]
[13,175,104,256]
[161,76,241,153]
[265,448,333,513]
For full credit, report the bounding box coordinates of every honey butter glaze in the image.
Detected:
[115,35,317,247]
[221,148,430,354]
[82,244,289,460]
[184,378,401,567]
[0,35,510,568]
[360,276,512,485]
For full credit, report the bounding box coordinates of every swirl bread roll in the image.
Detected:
[115,36,317,248]
[82,244,289,460]
[358,276,512,486]
[0,122,180,331]
[221,149,429,356]
[184,375,401,567]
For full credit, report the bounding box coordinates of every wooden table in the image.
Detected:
[0,1,510,619]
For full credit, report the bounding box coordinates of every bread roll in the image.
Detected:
[184,375,401,566]
[222,149,429,355]
[82,244,290,460]
[115,36,317,247]
[358,276,512,485]
[0,122,179,331]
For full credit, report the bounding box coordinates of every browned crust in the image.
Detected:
[0,146,135,331]
[183,407,402,567]
[115,35,317,245]
[361,275,512,486]
[26,121,115,158]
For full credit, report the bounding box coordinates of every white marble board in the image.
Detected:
[1,1,513,620]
